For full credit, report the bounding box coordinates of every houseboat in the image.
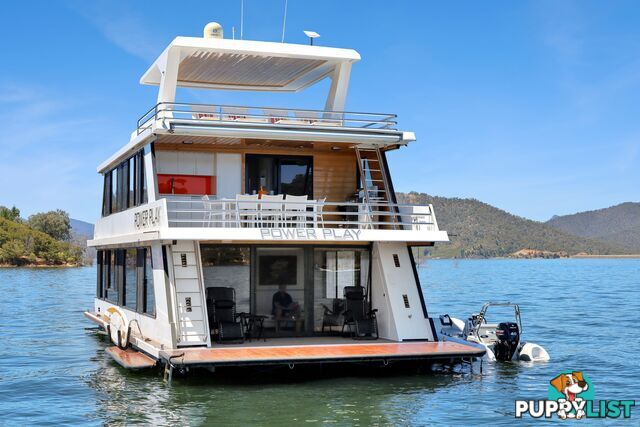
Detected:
[84,24,484,377]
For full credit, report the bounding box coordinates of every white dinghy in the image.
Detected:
[439,302,550,362]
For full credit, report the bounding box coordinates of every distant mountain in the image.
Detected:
[397,192,632,258]
[69,219,95,264]
[70,219,94,239]
[546,202,640,252]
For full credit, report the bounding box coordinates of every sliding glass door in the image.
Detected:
[200,244,371,338]
[245,154,313,197]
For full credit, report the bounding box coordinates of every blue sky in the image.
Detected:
[0,0,638,223]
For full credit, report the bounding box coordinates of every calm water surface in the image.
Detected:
[0,259,638,425]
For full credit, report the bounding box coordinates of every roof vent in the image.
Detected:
[203,22,223,39]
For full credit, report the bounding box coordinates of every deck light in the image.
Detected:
[303,30,320,45]
[182,140,193,144]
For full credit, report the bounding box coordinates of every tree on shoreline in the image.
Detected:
[27,210,71,241]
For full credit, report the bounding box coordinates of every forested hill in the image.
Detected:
[546,202,640,252]
[397,192,631,258]
[0,218,83,266]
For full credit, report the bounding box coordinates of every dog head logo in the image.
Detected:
[548,371,594,419]
[550,372,589,401]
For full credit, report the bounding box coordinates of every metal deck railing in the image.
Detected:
[163,196,438,231]
[137,103,397,135]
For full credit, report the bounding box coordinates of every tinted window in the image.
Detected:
[141,149,148,204]
[96,250,103,298]
[245,155,312,197]
[124,248,137,310]
[107,250,119,304]
[102,173,111,216]
[128,157,135,208]
[102,148,149,217]
[111,168,118,214]
[144,248,155,315]
[280,159,311,196]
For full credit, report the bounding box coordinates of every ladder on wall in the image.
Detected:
[355,147,398,229]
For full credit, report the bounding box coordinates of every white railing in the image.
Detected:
[164,196,437,231]
[138,103,397,134]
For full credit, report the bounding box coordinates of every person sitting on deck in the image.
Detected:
[272,285,300,319]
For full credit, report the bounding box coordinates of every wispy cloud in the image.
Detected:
[65,0,162,62]
[0,83,113,220]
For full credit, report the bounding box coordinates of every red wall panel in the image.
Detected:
[158,174,216,195]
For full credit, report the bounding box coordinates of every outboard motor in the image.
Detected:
[495,322,520,361]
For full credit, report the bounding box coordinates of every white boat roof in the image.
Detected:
[141,37,361,92]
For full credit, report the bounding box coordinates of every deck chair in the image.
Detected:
[342,286,378,340]
[283,194,308,227]
[321,298,345,334]
[259,194,284,227]
[236,194,259,227]
[207,287,244,343]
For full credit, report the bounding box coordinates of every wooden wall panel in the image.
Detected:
[313,152,357,219]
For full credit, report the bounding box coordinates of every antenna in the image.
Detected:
[303,30,320,46]
[240,0,244,40]
[281,0,288,43]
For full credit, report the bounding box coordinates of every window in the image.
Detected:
[101,148,149,217]
[101,250,111,299]
[101,173,112,217]
[142,248,155,315]
[314,249,370,299]
[124,248,137,310]
[200,246,250,314]
[280,158,312,196]
[117,163,127,211]
[245,154,312,197]
[313,248,371,332]
[128,157,135,208]
[110,167,118,214]
[96,250,104,298]
[95,246,155,316]
[106,250,120,304]
[134,151,147,205]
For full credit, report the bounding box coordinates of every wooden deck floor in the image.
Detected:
[106,346,157,369]
[160,340,484,367]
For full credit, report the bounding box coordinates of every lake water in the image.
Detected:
[0,259,638,425]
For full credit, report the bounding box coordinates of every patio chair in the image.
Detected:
[221,106,249,121]
[236,194,259,227]
[207,287,244,343]
[264,109,290,124]
[342,286,378,340]
[201,194,217,227]
[294,110,320,125]
[314,196,327,228]
[283,194,308,227]
[259,194,284,227]
[321,298,345,334]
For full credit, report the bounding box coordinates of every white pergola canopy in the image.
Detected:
[141,37,361,111]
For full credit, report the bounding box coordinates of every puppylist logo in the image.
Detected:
[515,371,635,419]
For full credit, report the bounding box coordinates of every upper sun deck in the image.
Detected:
[98,31,415,174]
[140,36,361,92]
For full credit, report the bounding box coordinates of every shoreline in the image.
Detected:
[570,254,640,259]
[0,263,84,268]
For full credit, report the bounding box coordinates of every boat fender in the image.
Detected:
[106,307,129,349]
[518,342,550,362]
